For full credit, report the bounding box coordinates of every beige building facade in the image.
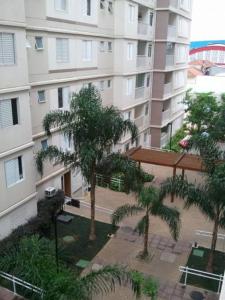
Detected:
[0,0,192,238]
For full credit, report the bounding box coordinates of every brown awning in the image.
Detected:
[127,148,205,172]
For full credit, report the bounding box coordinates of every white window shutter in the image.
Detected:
[56,38,69,63]
[82,0,87,16]
[5,158,19,187]
[63,87,70,110]
[0,33,15,65]
[126,78,132,95]
[0,99,13,128]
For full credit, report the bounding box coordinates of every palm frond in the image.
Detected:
[111,204,143,226]
[81,265,142,299]
[138,186,159,208]
[151,203,180,241]
[43,110,73,136]
[134,215,147,236]
[36,146,78,176]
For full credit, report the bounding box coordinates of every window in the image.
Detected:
[108,41,112,52]
[108,1,113,13]
[55,0,67,11]
[57,87,70,109]
[86,0,91,16]
[83,82,92,89]
[125,143,130,152]
[145,104,149,116]
[99,81,105,91]
[124,111,131,120]
[126,78,133,95]
[5,156,23,187]
[0,33,15,65]
[0,98,18,128]
[107,80,111,88]
[35,37,44,50]
[146,74,150,87]
[56,38,69,63]
[128,5,135,23]
[174,70,186,89]
[144,132,147,143]
[127,43,134,60]
[41,139,48,150]
[100,0,105,9]
[148,44,152,57]
[83,40,92,61]
[149,11,154,26]
[37,91,46,103]
[100,41,105,51]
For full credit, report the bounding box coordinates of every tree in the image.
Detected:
[0,235,157,300]
[183,91,219,134]
[36,86,138,241]
[161,135,225,272]
[112,186,180,258]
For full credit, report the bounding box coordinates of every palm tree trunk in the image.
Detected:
[143,213,149,257]
[206,218,219,272]
[89,163,96,241]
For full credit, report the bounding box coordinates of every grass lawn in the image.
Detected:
[180,247,225,292]
[51,212,117,271]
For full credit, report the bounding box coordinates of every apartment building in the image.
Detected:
[0,0,192,238]
[151,0,192,147]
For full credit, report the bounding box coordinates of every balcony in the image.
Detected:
[138,22,151,35]
[162,109,171,124]
[135,86,145,99]
[135,115,144,128]
[166,54,174,67]
[160,133,170,147]
[164,82,172,96]
[168,25,176,38]
[136,55,150,68]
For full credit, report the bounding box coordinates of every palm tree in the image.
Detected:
[36,86,138,241]
[0,235,157,300]
[160,162,225,272]
[112,186,181,258]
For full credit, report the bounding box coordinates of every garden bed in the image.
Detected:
[180,247,225,292]
[51,213,117,270]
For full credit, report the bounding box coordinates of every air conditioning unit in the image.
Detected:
[45,187,56,198]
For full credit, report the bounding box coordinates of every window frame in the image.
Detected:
[56,38,69,63]
[55,0,68,12]
[0,32,16,66]
[5,155,24,188]
[0,98,19,129]
[35,37,44,50]
[82,40,92,62]
[37,90,46,103]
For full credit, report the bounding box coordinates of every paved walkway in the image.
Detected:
[66,163,223,300]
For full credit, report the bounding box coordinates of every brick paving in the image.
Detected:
[0,287,24,300]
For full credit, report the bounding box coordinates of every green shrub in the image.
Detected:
[0,190,64,255]
[143,173,154,182]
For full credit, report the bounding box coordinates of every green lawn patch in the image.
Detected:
[180,247,225,292]
[52,213,117,271]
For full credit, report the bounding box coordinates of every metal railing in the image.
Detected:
[179,266,223,294]
[96,174,125,192]
[195,230,225,252]
[135,86,145,99]
[0,271,44,299]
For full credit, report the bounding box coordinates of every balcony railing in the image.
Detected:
[162,109,171,123]
[135,86,145,99]
[164,82,172,96]
[138,22,149,35]
[161,133,170,147]
[134,115,144,128]
[168,25,176,38]
[166,54,174,67]
[136,55,150,68]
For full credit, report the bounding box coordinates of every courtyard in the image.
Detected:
[65,163,223,299]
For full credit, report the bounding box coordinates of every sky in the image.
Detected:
[191,0,225,41]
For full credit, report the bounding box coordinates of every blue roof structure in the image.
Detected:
[190,40,225,50]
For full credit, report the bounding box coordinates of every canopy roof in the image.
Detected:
[127,148,205,172]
